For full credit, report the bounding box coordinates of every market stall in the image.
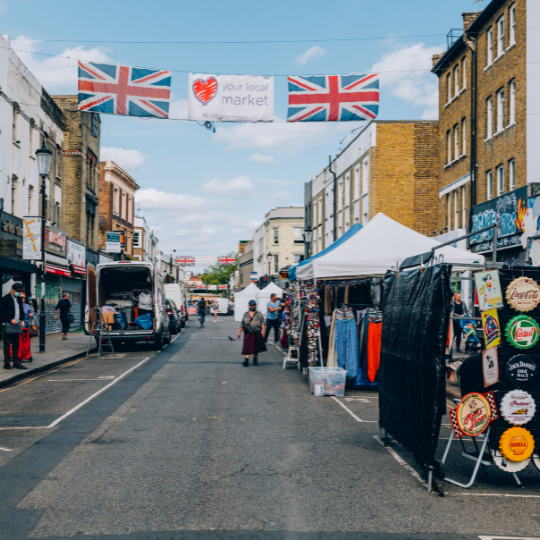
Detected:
[233,282,260,322]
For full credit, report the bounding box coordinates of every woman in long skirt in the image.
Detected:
[237,299,266,366]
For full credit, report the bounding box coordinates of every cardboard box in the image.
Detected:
[102,312,116,325]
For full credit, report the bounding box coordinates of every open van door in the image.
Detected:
[85,264,97,334]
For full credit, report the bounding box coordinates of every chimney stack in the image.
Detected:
[463,11,481,33]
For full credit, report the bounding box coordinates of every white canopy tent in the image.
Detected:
[258,282,283,314]
[234,283,260,322]
[296,213,484,280]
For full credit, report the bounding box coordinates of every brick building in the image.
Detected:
[308,120,439,255]
[52,96,100,250]
[432,0,540,262]
[98,161,139,257]
[133,215,158,262]
[238,240,254,289]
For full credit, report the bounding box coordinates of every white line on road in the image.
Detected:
[373,435,428,487]
[331,396,377,423]
[0,357,151,430]
[479,536,540,539]
[467,494,540,499]
[0,446,13,451]
[48,379,110,382]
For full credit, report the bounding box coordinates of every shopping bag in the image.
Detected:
[29,325,38,337]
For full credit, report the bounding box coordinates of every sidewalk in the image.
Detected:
[0,331,95,388]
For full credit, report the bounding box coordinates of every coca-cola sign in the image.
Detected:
[506,277,540,312]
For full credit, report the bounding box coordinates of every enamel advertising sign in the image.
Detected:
[482,308,501,348]
[474,271,503,311]
[188,74,274,122]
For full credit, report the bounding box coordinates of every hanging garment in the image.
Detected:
[280,328,289,349]
[334,311,359,378]
[324,285,332,315]
[367,321,382,382]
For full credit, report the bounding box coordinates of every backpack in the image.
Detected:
[198,300,206,310]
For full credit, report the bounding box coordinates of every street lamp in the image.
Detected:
[304,228,312,260]
[36,140,52,353]
[266,252,272,279]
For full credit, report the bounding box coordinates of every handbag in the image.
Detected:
[5,321,23,334]
[29,324,38,337]
[68,313,75,323]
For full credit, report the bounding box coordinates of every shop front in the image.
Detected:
[66,238,86,329]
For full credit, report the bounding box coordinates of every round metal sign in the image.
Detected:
[505,315,540,349]
[454,392,493,437]
[506,354,538,387]
[499,427,535,462]
[500,390,536,426]
[490,449,531,472]
[506,277,540,312]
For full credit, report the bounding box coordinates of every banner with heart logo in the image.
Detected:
[188,73,274,122]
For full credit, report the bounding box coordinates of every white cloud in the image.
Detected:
[270,191,292,204]
[10,35,113,91]
[101,147,146,170]
[371,42,444,117]
[296,46,326,66]
[169,99,188,120]
[214,116,356,151]
[248,154,276,164]
[200,176,254,195]
[136,188,207,211]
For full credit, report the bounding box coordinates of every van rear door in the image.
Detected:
[85,264,97,334]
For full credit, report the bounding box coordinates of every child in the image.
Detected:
[464,322,480,353]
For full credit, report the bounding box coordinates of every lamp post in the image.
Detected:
[35,141,52,353]
[304,228,312,260]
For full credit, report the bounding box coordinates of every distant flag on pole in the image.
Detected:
[286,73,379,122]
[217,255,237,266]
[218,284,228,290]
[175,256,196,267]
[78,61,172,118]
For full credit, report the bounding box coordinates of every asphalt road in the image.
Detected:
[0,318,539,540]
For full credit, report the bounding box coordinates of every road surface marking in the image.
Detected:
[331,396,378,423]
[48,379,110,382]
[479,536,540,539]
[345,397,378,401]
[467,495,540,499]
[0,357,151,430]
[0,446,13,452]
[374,435,427,488]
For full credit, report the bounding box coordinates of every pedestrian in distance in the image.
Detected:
[264,293,282,344]
[237,299,266,367]
[197,298,207,327]
[451,292,469,353]
[54,292,72,340]
[0,282,26,370]
[213,301,218,323]
[18,292,34,363]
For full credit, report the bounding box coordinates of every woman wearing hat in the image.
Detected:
[237,299,266,366]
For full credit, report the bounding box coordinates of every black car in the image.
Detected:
[166,299,181,335]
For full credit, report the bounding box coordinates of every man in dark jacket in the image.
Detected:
[0,282,26,370]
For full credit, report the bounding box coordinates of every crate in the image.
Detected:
[309,367,347,397]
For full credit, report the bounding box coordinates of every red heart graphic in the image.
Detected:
[192,77,218,105]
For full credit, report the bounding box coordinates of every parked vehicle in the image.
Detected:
[166,299,181,334]
[85,261,171,351]
[217,298,229,315]
[164,283,187,327]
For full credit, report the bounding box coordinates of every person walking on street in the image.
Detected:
[55,292,72,340]
[197,298,207,327]
[237,299,266,367]
[213,301,218,323]
[18,292,34,363]
[452,292,470,353]
[264,293,282,343]
[0,283,26,370]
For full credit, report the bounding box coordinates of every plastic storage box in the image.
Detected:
[309,367,347,397]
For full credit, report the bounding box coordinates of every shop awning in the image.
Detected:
[0,257,38,274]
[296,213,485,280]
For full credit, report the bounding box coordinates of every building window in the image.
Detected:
[273,254,279,274]
[497,165,504,195]
[55,148,62,179]
[362,157,369,194]
[453,124,459,160]
[497,16,505,57]
[362,196,369,225]
[113,188,119,215]
[509,79,516,125]
[273,228,279,245]
[12,107,18,142]
[447,194,451,230]
[509,159,516,190]
[487,27,493,66]
[510,4,516,45]
[337,178,343,210]
[345,172,351,207]
[454,64,460,95]
[11,176,18,215]
[462,57,467,88]
[28,185,34,215]
[294,227,304,244]
[91,114,99,138]
[454,190,459,231]
[446,130,451,163]
[462,186,467,229]
[462,118,467,156]
[294,254,305,264]
[446,74,452,102]
[487,170,493,200]
[29,124,34,154]
[133,231,141,248]
[487,97,493,138]
[497,88,505,133]
[354,164,360,201]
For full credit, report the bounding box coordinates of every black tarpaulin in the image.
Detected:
[379,264,452,468]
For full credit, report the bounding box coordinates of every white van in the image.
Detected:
[85,261,171,350]
[217,298,229,315]
[164,283,187,327]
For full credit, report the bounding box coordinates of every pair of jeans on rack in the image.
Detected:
[334,310,359,378]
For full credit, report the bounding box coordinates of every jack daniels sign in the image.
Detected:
[469,186,527,254]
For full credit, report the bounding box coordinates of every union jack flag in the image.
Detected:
[287,73,379,122]
[219,284,228,290]
[217,255,237,266]
[175,256,196,267]
[78,61,172,118]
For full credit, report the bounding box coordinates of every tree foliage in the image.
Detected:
[201,255,238,286]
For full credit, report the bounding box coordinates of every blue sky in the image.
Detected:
[1,0,479,267]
